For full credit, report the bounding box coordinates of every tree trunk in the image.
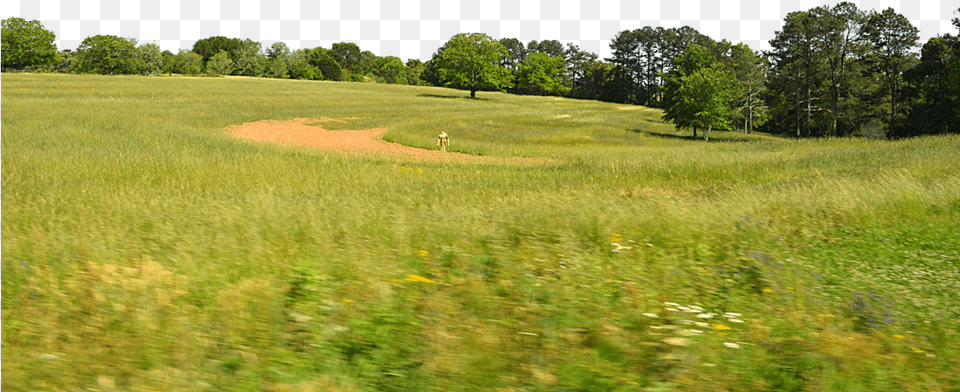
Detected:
[704,124,712,140]
[795,92,801,138]
[831,86,839,137]
[470,88,476,99]
[693,125,697,139]
[805,85,812,137]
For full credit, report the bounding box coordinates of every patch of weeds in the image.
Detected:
[469,254,498,281]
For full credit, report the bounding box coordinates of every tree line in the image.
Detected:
[3,4,958,138]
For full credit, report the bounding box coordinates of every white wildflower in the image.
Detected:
[664,337,693,346]
[723,342,740,349]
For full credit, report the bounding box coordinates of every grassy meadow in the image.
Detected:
[2,73,960,391]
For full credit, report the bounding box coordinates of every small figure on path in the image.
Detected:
[437,131,449,152]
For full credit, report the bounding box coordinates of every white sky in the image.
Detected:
[2,0,957,61]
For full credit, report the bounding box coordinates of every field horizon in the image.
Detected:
[3,73,959,391]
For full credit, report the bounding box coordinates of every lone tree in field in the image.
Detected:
[1,17,59,71]
[672,66,739,140]
[436,33,513,98]
[662,45,738,140]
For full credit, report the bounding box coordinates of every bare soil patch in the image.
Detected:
[226,118,549,164]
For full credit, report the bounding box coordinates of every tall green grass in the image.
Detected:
[3,73,959,391]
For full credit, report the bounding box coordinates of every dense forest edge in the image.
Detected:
[3,4,959,139]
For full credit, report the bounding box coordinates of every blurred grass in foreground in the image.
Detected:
[3,73,960,391]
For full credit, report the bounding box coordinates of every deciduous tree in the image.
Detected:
[166,50,203,75]
[73,35,144,75]
[435,33,512,98]
[663,65,738,140]
[137,42,164,75]
[1,17,59,70]
[515,52,567,95]
[192,36,241,63]
[234,39,265,76]
[206,51,235,76]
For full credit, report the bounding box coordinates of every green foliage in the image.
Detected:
[515,52,568,95]
[436,32,513,98]
[137,42,164,75]
[374,56,407,84]
[192,36,241,63]
[1,17,58,70]
[901,36,959,136]
[264,58,289,79]
[662,44,722,136]
[73,35,144,75]
[330,42,362,75]
[498,37,526,70]
[865,7,920,130]
[266,41,290,60]
[404,59,426,85]
[664,65,739,139]
[722,43,769,133]
[307,48,342,81]
[164,50,203,75]
[206,51,235,76]
[233,39,265,76]
[289,51,322,80]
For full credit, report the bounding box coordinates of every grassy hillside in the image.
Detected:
[3,73,959,391]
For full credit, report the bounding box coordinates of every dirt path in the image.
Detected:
[225,118,548,165]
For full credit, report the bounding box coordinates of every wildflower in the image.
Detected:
[664,302,679,307]
[663,338,693,346]
[729,318,744,323]
[911,347,924,353]
[642,313,659,318]
[723,312,741,318]
[695,322,710,328]
[696,313,715,319]
[404,274,435,283]
[894,335,905,339]
[763,288,773,293]
[724,342,740,349]
[680,329,703,336]
[419,250,429,257]
[712,324,732,330]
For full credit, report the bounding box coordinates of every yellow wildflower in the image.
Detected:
[404,274,435,284]
[712,324,732,330]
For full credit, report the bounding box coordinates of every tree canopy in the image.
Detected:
[73,35,144,75]
[1,17,58,70]
[515,52,567,95]
[435,33,513,98]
